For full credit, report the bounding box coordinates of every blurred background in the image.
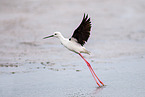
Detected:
[0,0,145,65]
[0,0,145,97]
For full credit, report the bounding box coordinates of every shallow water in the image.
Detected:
[0,0,145,97]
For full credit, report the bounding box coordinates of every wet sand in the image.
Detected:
[0,0,145,97]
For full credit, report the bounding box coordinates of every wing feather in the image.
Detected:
[70,13,91,46]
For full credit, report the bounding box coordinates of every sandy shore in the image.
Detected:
[0,0,145,97]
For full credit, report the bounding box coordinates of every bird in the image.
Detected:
[43,14,104,87]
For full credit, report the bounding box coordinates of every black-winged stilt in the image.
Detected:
[43,14,104,87]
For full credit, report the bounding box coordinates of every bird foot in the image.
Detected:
[99,81,105,86]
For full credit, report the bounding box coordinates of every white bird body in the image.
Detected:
[54,32,90,54]
[43,14,104,87]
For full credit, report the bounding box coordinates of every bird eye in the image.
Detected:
[54,33,57,35]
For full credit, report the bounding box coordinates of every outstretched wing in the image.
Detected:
[70,13,91,46]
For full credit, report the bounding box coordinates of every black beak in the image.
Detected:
[43,35,54,39]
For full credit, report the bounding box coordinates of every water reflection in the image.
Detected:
[68,85,106,97]
[92,85,107,96]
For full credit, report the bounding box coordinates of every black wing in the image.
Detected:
[70,13,91,46]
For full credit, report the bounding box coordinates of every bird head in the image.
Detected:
[43,32,62,39]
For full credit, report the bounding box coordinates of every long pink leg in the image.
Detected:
[88,62,104,86]
[87,63,101,86]
[79,53,104,86]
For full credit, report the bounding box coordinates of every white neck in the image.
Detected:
[57,34,66,43]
